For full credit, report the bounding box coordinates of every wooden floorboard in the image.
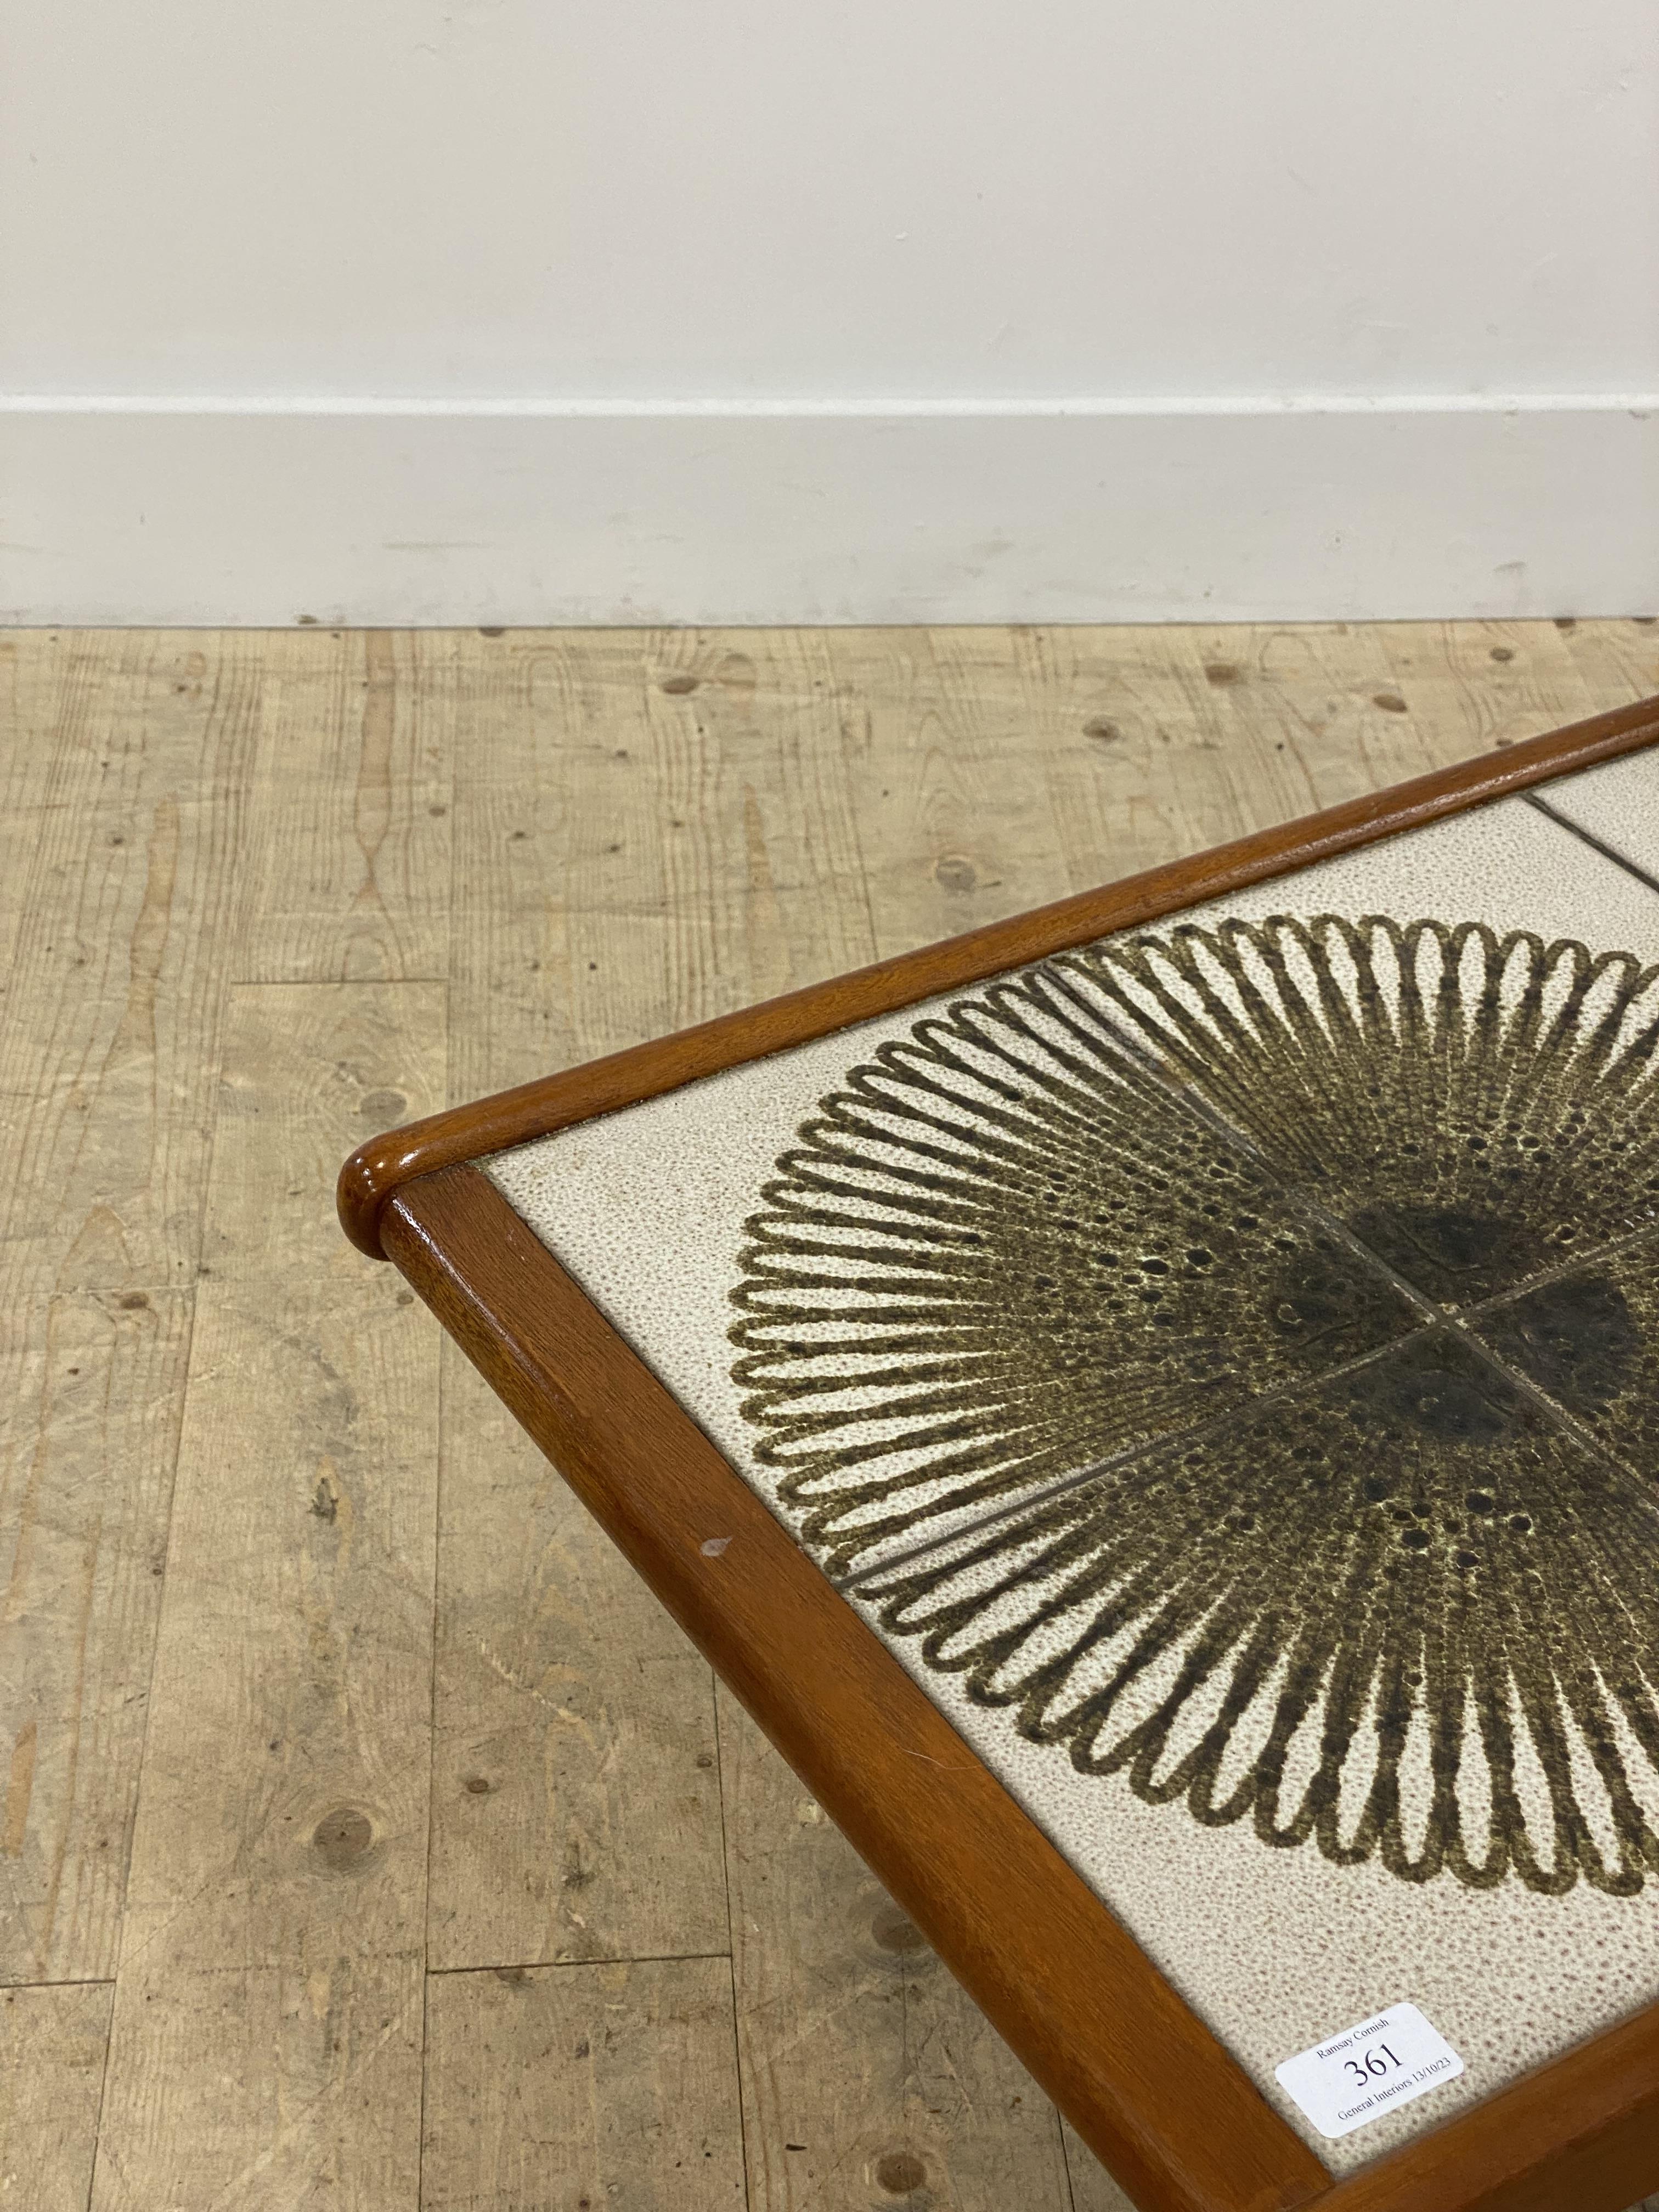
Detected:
[421,1956,747,2212]
[234,629,455,986]
[426,1343,729,1974]
[1,633,263,1987]
[0,1978,113,2212]
[0,619,1654,2210]
[716,1684,1090,2212]
[88,983,445,2209]
[0,1286,191,1984]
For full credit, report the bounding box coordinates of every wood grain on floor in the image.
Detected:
[427,1345,729,1974]
[716,1684,1094,2212]
[1,620,1656,2212]
[89,983,445,2211]
[422,1957,747,2212]
[0,1980,112,2212]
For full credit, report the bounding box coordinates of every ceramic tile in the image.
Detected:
[1471,1226,1659,1499]
[485,788,1659,2164]
[723,1007,1427,1579]
[488,792,1659,1573]
[1532,743,1659,886]
[490,955,1435,1582]
[1042,906,1659,1306]
[846,1329,1659,2171]
[1088,798,1659,1310]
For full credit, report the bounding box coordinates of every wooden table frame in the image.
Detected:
[340,695,1659,2212]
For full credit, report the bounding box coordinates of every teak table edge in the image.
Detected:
[382,1170,1659,2212]
[340,692,1659,1260]
[345,697,1659,2212]
[386,1167,1325,2212]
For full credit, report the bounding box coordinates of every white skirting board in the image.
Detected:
[2,399,1655,627]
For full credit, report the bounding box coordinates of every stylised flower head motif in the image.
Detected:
[730,916,1659,1894]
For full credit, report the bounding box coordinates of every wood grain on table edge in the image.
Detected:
[1310,1993,1659,2212]
[379,1165,1659,2212]
[338,692,1659,1258]
[354,683,1659,2212]
[382,1165,1331,2212]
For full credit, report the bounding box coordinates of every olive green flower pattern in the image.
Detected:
[731,917,1659,1894]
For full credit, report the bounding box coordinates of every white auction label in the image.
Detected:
[1275,2004,1464,2140]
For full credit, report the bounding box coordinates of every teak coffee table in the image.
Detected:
[340,697,1659,2212]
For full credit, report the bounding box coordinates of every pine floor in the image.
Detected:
[3,619,1658,2212]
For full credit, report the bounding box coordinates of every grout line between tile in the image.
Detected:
[833,972,1460,1585]
[838,970,1659,1587]
[1457,1218,1659,1319]
[836,1323,1444,1590]
[1523,788,1659,903]
[1052,966,1659,1506]
[1441,1312,1659,1492]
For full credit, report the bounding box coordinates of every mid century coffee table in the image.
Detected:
[340,697,1659,2212]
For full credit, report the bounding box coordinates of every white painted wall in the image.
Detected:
[2,1,1656,622]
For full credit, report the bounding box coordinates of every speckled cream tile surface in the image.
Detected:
[486,791,1659,2171]
[1535,745,1659,884]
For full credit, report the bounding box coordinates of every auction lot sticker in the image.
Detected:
[1275,2004,1465,2140]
